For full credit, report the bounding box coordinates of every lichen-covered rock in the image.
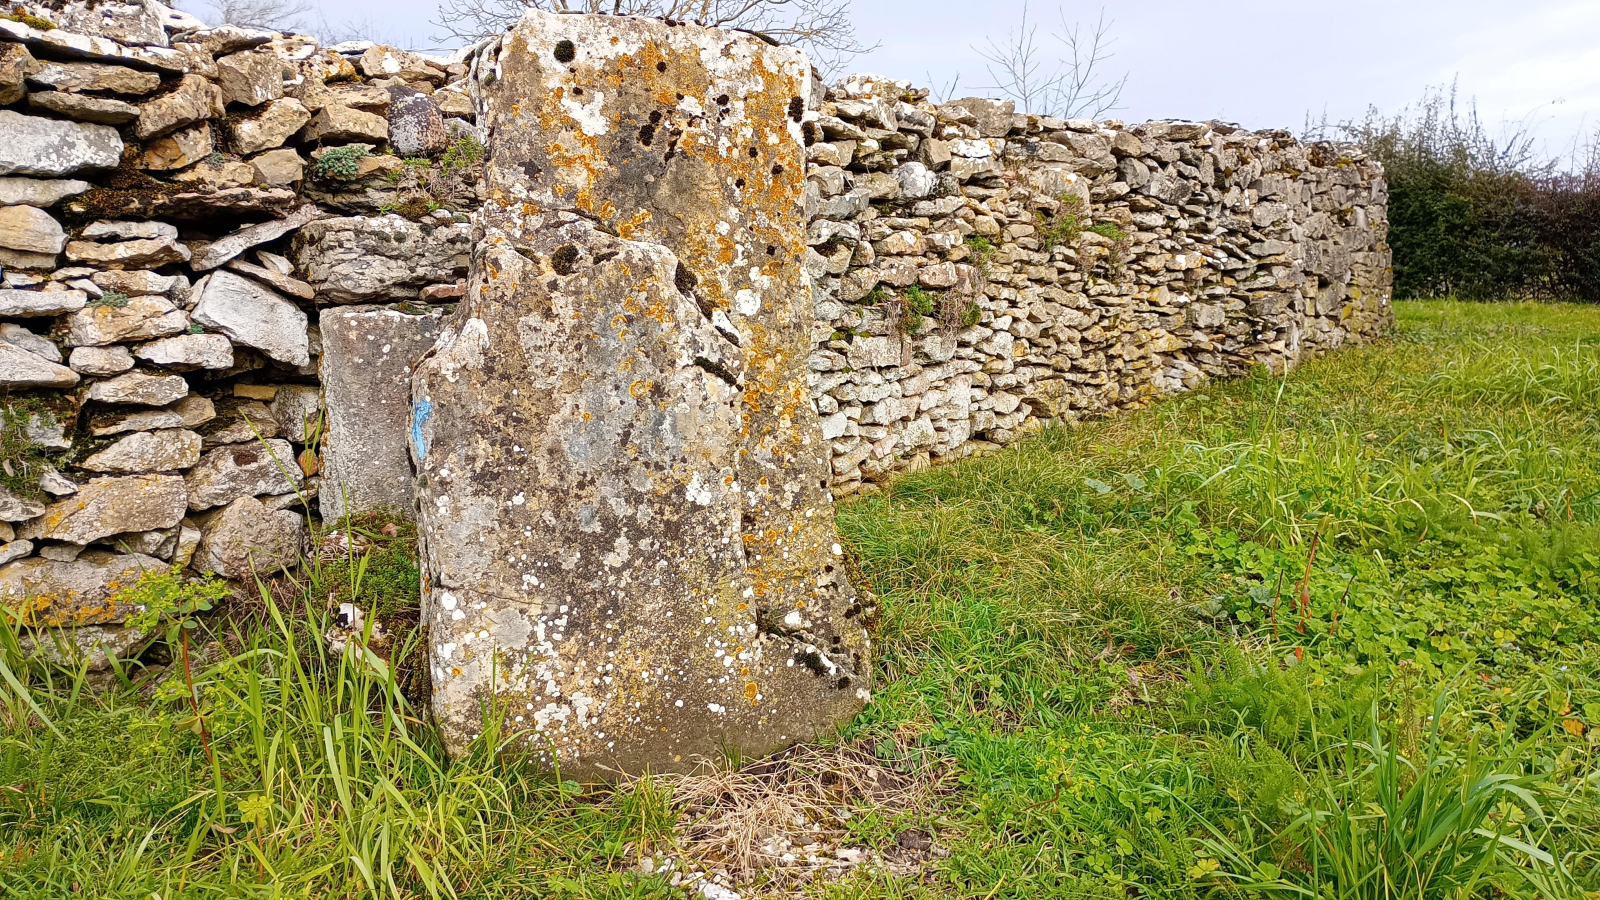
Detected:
[28,91,141,125]
[17,622,149,671]
[0,110,124,177]
[0,550,166,627]
[291,215,468,303]
[215,48,286,106]
[64,235,191,268]
[0,177,92,207]
[64,294,190,346]
[0,339,79,388]
[230,98,311,154]
[190,204,320,271]
[412,12,867,775]
[0,323,60,361]
[135,74,224,140]
[81,428,202,473]
[301,104,387,143]
[192,270,309,367]
[0,485,46,523]
[26,0,169,47]
[0,43,35,106]
[17,474,187,545]
[85,371,189,405]
[26,60,162,94]
[0,289,86,317]
[184,438,303,511]
[386,86,447,156]
[318,305,443,522]
[268,384,320,443]
[134,333,233,369]
[193,495,305,578]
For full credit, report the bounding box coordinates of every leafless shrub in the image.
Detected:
[972,2,1126,119]
[431,0,873,78]
[187,0,312,33]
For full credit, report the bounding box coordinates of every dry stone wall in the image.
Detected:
[0,5,1391,760]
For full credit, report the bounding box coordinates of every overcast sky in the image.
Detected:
[272,0,1600,159]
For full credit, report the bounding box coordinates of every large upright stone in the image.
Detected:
[411,12,867,775]
[318,305,444,523]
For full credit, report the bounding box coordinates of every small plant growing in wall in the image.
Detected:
[90,290,130,309]
[123,566,232,765]
[312,145,371,181]
[1035,191,1087,250]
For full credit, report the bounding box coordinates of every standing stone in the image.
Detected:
[411,12,867,775]
[319,305,443,523]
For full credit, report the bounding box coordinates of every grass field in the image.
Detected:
[3,300,1598,898]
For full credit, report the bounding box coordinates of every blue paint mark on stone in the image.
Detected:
[412,399,434,461]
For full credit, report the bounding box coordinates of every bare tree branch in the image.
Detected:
[972,3,1126,120]
[431,0,874,76]
[187,0,312,33]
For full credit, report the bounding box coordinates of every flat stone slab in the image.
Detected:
[318,305,444,523]
[411,11,867,776]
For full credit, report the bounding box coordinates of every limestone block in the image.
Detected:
[386,86,448,156]
[412,12,867,775]
[81,429,203,473]
[0,289,86,317]
[216,48,286,106]
[192,270,309,367]
[0,43,35,105]
[0,110,124,177]
[0,339,79,388]
[134,333,234,370]
[27,90,141,125]
[0,177,92,207]
[0,205,66,256]
[0,551,167,627]
[184,439,303,511]
[65,236,191,268]
[0,323,59,361]
[291,215,468,302]
[64,295,190,346]
[17,623,149,671]
[301,105,387,143]
[135,74,224,140]
[318,305,443,522]
[139,122,212,170]
[26,60,161,95]
[194,496,305,578]
[85,371,189,405]
[69,345,135,376]
[229,98,311,154]
[18,474,187,545]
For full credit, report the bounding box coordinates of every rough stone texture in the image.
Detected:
[135,333,234,369]
[269,384,321,443]
[412,12,868,774]
[0,205,65,259]
[0,551,166,627]
[65,294,189,346]
[69,345,136,375]
[0,485,46,522]
[27,0,169,46]
[0,110,124,176]
[0,339,79,387]
[230,98,311,154]
[82,429,203,473]
[318,305,443,522]
[192,270,309,366]
[0,289,87,317]
[135,74,224,139]
[18,474,187,546]
[0,43,34,105]
[249,148,304,186]
[215,48,286,106]
[17,623,149,671]
[301,104,387,143]
[190,204,320,271]
[194,496,305,578]
[85,371,189,405]
[184,438,303,510]
[28,90,141,125]
[0,322,61,361]
[82,220,179,241]
[65,236,191,268]
[386,86,448,156]
[291,215,468,302]
[27,60,161,94]
[0,177,92,207]
[139,122,212,170]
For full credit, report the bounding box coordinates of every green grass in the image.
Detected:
[3,301,1599,898]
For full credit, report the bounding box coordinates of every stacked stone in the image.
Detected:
[798,75,1392,496]
[0,2,476,659]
